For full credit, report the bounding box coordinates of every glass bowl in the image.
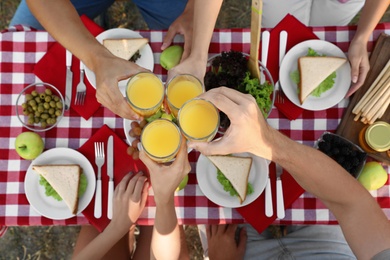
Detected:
[15,82,65,132]
[204,51,275,133]
[316,132,367,179]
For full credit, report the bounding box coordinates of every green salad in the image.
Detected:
[290,48,337,97]
[217,169,254,197]
[39,173,88,201]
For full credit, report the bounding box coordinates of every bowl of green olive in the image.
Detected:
[15,82,65,132]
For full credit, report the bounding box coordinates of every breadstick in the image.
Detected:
[368,98,390,124]
[353,59,390,114]
[365,82,390,121]
[361,76,390,117]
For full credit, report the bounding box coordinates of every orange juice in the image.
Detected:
[126,72,164,117]
[166,74,203,117]
[178,98,219,142]
[141,119,181,162]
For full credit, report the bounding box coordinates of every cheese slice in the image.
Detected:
[298,56,347,104]
[32,164,81,214]
[207,155,252,204]
[103,38,148,61]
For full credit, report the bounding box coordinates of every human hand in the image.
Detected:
[188,87,274,160]
[110,172,148,233]
[207,224,247,260]
[93,54,148,120]
[139,138,191,205]
[161,1,194,61]
[167,55,206,85]
[345,39,370,97]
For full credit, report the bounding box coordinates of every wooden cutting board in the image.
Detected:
[337,33,390,165]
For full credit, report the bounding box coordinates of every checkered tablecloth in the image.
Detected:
[1,23,389,229]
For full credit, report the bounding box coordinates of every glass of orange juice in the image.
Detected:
[166,74,204,118]
[141,119,182,163]
[178,98,219,142]
[126,72,164,117]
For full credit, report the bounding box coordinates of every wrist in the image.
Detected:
[154,194,175,207]
[104,221,129,239]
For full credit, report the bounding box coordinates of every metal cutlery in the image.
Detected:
[276,163,285,219]
[265,173,273,217]
[260,30,270,84]
[64,49,73,110]
[74,61,86,106]
[107,136,114,219]
[276,31,288,104]
[94,142,105,219]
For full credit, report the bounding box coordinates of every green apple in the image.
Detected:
[15,132,44,160]
[357,162,388,190]
[176,175,189,191]
[160,45,184,70]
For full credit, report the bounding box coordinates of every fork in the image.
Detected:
[74,61,86,105]
[94,142,105,218]
[276,87,286,104]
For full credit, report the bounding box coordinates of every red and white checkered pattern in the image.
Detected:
[1,24,389,231]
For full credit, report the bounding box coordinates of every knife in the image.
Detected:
[64,49,73,110]
[107,135,114,219]
[276,163,285,219]
[265,173,273,217]
[260,30,270,84]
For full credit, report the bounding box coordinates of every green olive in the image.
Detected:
[43,103,50,110]
[25,94,33,101]
[56,102,63,109]
[28,118,35,125]
[49,101,56,108]
[41,121,47,128]
[34,111,41,117]
[28,100,36,106]
[48,108,55,115]
[39,93,46,99]
[22,109,29,116]
[34,117,40,124]
[55,110,62,117]
[21,103,27,109]
[32,106,37,111]
[41,113,49,119]
[45,88,52,95]
[44,95,52,102]
[31,90,38,97]
[53,96,60,102]
[38,106,44,113]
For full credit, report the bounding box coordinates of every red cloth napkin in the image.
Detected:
[268,14,319,120]
[78,124,148,232]
[33,15,103,120]
[236,162,304,234]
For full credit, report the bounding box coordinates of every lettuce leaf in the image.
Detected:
[217,168,254,197]
[238,72,273,118]
[39,172,88,201]
[290,48,336,97]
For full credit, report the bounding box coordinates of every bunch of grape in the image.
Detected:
[21,88,63,128]
[318,133,367,177]
[126,120,148,160]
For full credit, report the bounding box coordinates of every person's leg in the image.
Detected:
[132,0,187,29]
[262,0,312,28]
[132,225,189,260]
[310,0,365,26]
[280,225,356,259]
[9,0,114,30]
[72,225,130,260]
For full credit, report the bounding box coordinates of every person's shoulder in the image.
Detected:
[372,248,390,260]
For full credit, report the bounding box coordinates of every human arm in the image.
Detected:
[189,87,390,259]
[346,0,390,97]
[167,0,223,82]
[73,172,148,260]
[26,0,147,120]
[139,140,191,260]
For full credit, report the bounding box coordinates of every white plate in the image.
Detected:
[24,148,96,220]
[85,28,155,96]
[123,118,192,154]
[279,39,351,111]
[196,153,269,208]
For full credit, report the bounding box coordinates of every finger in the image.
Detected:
[238,227,248,251]
[131,176,148,202]
[198,88,242,117]
[172,136,189,167]
[140,181,149,206]
[161,28,177,50]
[115,172,133,195]
[226,224,238,235]
[206,225,212,239]
[139,149,160,173]
[188,137,232,156]
[216,224,228,235]
[346,64,369,98]
[211,225,218,237]
[181,38,192,61]
[127,172,143,195]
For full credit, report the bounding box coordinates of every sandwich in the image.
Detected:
[298,56,346,104]
[32,164,81,214]
[207,155,252,204]
[103,38,149,61]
